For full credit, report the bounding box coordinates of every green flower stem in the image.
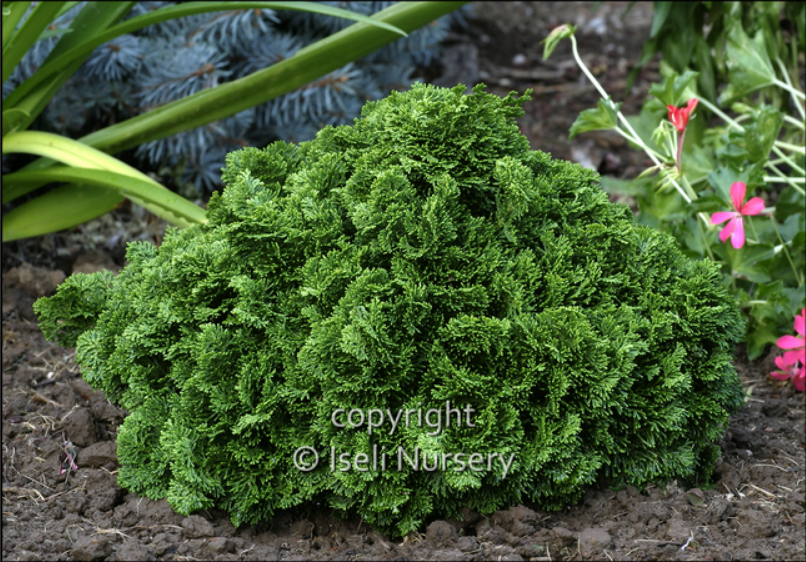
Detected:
[774,140,806,153]
[774,58,806,121]
[568,33,701,214]
[568,36,662,163]
[700,97,805,195]
[697,97,745,133]
[696,214,716,262]
[765,160,806,195]
[747,216,760,244]
[612,127,665,161]
[763,176,805,184]
[782,114,805,130]
[771,145,805,176]
[770,216,804,286]
[680,175,699,203]
[700,100,804,156]
[775,79,806,102]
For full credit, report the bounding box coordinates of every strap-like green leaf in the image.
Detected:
[2,183,125,242]
[78,2,467,156]
[5,2,408,110]
[2,108,30,137]
[3,168,207,227]
[2,1,65,84]
[2,2,31,52]
[2,130,157,187]
[8,2,136,133]
[11,2,467,192]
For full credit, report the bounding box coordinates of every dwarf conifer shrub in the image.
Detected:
[35,83,745,537]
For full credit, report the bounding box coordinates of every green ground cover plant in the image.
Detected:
[35,83,745,536]
[543,2,805,385]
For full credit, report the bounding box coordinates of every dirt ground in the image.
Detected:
[2,3,805,561]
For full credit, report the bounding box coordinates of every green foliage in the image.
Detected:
[35,83,745,536]
[562,2,805,362]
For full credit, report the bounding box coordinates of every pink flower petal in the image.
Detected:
[777,334,805,350]
[775,356,789,370]
[730,218,746,249]
[729,182,747,212]
[770,370,792,381]
[795,312,805,337]
[686,98,699,114]
[783,349,806,368]
[794,370,805,392]
[711,211,735,225]
[740,196,765,216]
[719,219,736,243]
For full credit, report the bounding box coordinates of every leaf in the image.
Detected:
[2,130,161,199]
[2,2,31,52]
[746,321,780,361]
[682,216,709,256]
[680,143,714,186]
[19,1,467,168]
[649,2,672,38]
[5,1,410,111]
[774,186,806,223]
[2,108,29,137]
[722,244,775,283]
[624,106,665,156]
[35,26,72,42]
[600,176,652,197]
[6,2,136,134]
[685,487,705,507]
[1,184,125,242]
[777,212,804,243]
[739,106,783,163]
[745,280,801,361]
[569,98,621,139]
[1,1,65,85]
[648,69,699,107]
[706,163,766,204]
[2,168,206,228]
[718,24,777,104]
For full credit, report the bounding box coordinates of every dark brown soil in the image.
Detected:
[3,3,805,561]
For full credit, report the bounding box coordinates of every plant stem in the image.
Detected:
[771,145,806,175]
[774,140,806,153]
[568,34,701,213]
[783,114,805,130]
[774,58,806,121]
[612,127,665,160]
[697,216,716,262]
[697,97,745,133]
[770,216,804,286]
[764,176,805,184]
[775,79,806,101]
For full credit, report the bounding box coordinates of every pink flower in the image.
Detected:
[771,359,804,392]
[770,309,806,392]
[667,98,698,133]
[777,308,806,368]
[710,181,765,249]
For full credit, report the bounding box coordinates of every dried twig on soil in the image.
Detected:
[1,485,45,502]
[28,389,61,408]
